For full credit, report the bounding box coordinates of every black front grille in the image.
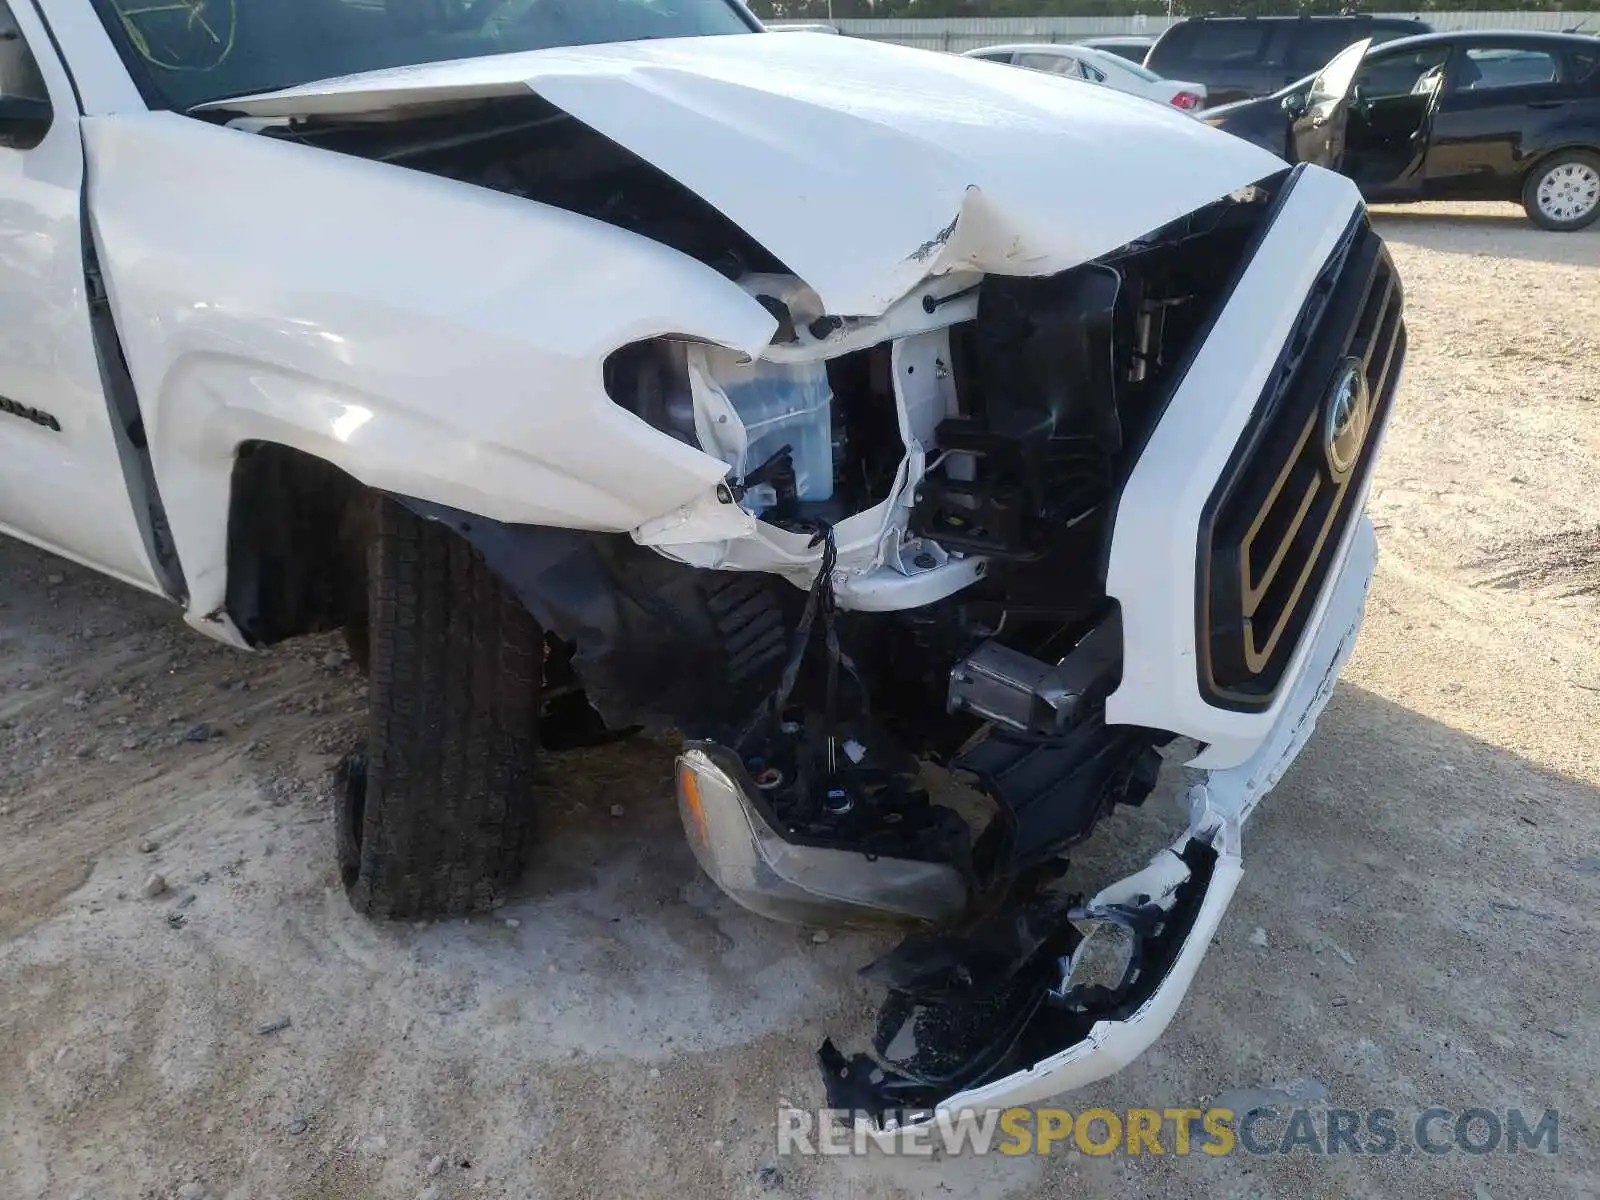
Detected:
[1196,213,1405,711]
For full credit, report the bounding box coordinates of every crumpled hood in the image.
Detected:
[203,33,1286,315]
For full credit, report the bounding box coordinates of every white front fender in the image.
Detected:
[82,112,777,627]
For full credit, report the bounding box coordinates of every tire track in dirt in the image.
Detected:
[1465,524,1600,599]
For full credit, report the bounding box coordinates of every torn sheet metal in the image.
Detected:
[199,33,1285,317]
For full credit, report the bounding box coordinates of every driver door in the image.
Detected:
[1291,38,1372,168]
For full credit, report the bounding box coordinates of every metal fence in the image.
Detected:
[830,11,1596,53]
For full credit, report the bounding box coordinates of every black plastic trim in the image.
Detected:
[22,0,82,113]
[0,396,61,430]
[81,211,188,602]
[1093,164,1301,586]
[1194,210,1406,712]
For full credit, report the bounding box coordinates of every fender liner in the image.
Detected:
[393,496,784,731]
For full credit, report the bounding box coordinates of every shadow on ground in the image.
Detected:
[994,676,1600,1199]
[3,497,1598,1198]
[1371,204,1600,268]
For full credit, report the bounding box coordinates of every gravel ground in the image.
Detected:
[1,201,1597,1200]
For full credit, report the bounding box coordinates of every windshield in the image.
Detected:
[89,0,756,111]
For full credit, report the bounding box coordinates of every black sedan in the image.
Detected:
[1205,31,1600,230]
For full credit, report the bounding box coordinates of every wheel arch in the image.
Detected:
[1519,139,1600,184]
[222,440,374,649]
[82,111,777,644]
[1518,143,1600,229]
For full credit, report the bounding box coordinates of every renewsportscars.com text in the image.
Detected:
[777,1105,1560,1158]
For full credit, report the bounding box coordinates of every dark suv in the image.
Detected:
[1145,15,1433,105]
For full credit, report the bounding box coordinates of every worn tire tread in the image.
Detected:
[345,498,541,919]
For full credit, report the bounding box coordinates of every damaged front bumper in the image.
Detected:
[676,742,969,928]
[679,517,1376,1129]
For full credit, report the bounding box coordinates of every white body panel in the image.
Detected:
[0,0,162,592]
[82,111,781,625]
[1104,167,1375,769]
[962,43,1206,111]
[205,34,1278,318]
[15,0,144,115]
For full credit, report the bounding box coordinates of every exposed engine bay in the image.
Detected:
[285,98,1283,812]
[270,97,1272,590]
[266,103,1236,1110]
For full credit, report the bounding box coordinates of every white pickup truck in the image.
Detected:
[0,0,1403,1126]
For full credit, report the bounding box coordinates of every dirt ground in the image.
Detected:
[2,201,1597,1200]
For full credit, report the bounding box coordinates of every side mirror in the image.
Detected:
[0,95,50,150]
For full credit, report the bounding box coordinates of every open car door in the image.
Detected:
[1291,38,1372,168]
[1339,44,1454,191]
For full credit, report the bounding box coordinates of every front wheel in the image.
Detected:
[1522,151,1600,231]
[338,497,543,919]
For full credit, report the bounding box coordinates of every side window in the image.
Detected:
[1357,47,1451,100]
[1307,38,1369,106]
[0,0,51,150]
[1080,61,1106,83]
[1371,22,1427,48]
[970,51,1014,65]
[1291,24,1366,73]
[1179,24,1274,67]
[1017,53,1081,78]
[1566,49,1598,86]
[1456,46,1561,92]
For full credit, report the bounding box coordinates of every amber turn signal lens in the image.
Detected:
[677,759,708,847]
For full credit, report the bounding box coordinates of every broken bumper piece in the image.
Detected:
[817,516,1377,1134]
[823,805,1243,1136]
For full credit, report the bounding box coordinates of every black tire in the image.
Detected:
[1521,150,1600,232]
[339,497,542,919]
